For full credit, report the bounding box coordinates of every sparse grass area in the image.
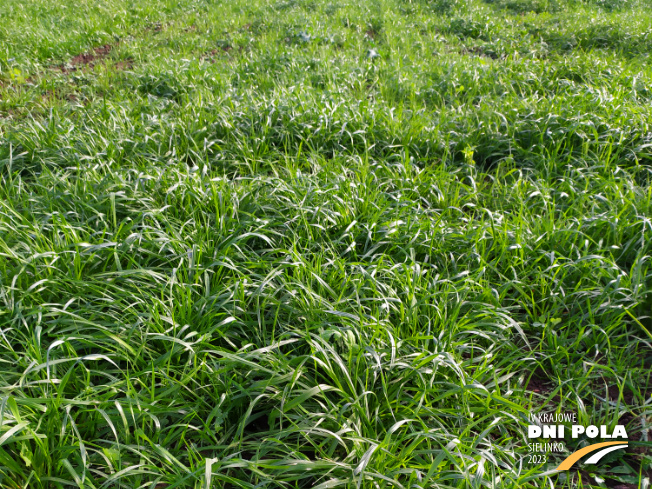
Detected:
[1,0,651,487]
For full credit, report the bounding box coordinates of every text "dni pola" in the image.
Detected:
[528,413,628,439]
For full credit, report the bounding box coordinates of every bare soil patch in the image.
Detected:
[56,44,119,73]
[71,44,112,68]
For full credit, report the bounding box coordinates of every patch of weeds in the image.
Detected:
[397,2,422,15]
[310,72,328,89]
[324,2,343,15]
[576,23,652,56]
[586,0,633,11]
[446,17,495,41]
[145,21,166,33]
[398,0,459,15]
[7,67,28,84]
[366,17,384,40]
[539,31,578,52]
[241,15,271,35]
[485,0,563,13]
[429,0,461,14]
[460,44,502,59]
[286,30,314,45]
[274,0,300,10]
[136,72,188,102]
[0,142,40,180]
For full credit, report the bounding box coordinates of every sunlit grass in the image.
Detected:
[0,0,651,487]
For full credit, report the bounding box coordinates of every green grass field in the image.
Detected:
[1,0,651,487]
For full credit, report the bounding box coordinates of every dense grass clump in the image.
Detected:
[1,0,651,487]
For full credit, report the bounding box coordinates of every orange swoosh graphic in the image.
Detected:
[556,441,628,471]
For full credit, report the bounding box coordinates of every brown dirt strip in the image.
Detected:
[55,43,135,74]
